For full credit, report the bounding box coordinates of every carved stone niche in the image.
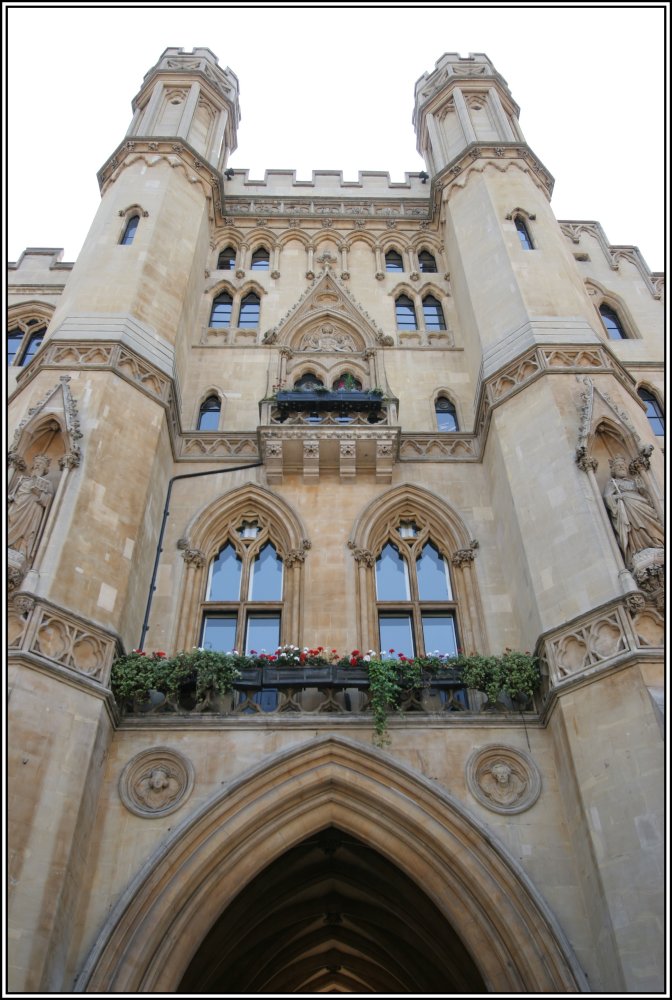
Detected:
[119,747,195,819]
[466,745,542,815]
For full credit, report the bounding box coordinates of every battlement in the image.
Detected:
[223,169,430,199]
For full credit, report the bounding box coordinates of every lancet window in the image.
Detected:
[201,521,284,654]
[375,522,459,658]
[197,395,221,431]
[120,215,140,245]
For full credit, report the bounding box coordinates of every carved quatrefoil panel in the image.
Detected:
[119,747,195,818]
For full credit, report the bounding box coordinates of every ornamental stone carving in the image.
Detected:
[119,747,195,818]
[451,540,479,567]
[182,547,206,567]
[299,327,357,352]
[466,745,541,815]
[603,456,664,576]
[347,541,376,567]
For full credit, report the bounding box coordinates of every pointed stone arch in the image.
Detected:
[349,484,487,655]
[173,484,310,650]
[76,736,587,993]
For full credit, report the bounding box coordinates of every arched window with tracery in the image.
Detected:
[209,292,233,328]
[385,249,404,272]
[375,524,459,658]
[418,250,438,273]
[201,522,284,654]
[250,247,270,270]
[217,246,237,270]
[422,294,446,331]
[396,294,417,330]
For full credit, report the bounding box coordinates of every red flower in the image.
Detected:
[155,651,166,658]
[351,650,360,657]
[389,648,395,653]
[299,652,306,663]
[349,657,358,666]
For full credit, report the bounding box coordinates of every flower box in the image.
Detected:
[274,390,384,414]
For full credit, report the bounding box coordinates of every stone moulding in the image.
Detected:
[559,220,663,299]
[537,596,664,691]
[8,594,120,687]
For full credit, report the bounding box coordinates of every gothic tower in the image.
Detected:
[8,49,664,993]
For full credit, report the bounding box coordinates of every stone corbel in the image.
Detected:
[451,539,479,567]
[347,541,375,568]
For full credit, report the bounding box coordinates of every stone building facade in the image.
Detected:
[7,48,665,993]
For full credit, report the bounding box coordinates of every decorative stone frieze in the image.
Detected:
[399,435,476,460]
[8,595,118,686]
[466,745,542,815]
[540,598,664,687]
[181,435,259,459]
[119,747,195,818]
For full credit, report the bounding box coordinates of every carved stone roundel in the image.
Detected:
[119,747,195,818]
[466,745,541,815]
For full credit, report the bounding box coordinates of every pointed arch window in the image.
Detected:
[599,304,627,340]
[435,397,458,432]
[238,292,260,328]
[514,216,533,250]
[217,247,237,270]
[385,249,404,272]
[418,250,438,273]
[251,247,270,270]
[209,292,233,328]
[396,295,417,330]
[375,531,458,658]
[8,325,47,367]
[423,295,446,331]
[197,395,221,431]
[201,529,284,654]
[120,215,140,246]
[638,388,664,436]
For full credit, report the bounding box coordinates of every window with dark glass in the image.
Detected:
[638,388,664,436]
[120,214,140,246]
[514,216,533,250]
[209,292,233,328]
[293,372,324,390]
[238,293,260,328]
[385,250,404,272]
[197,396,221,431]
[435,397,458,432]
[217,247,236,270]
[599,304,627,340]
[375,531,458,659]
[423,295,446,331]
[396,295,417,330]
[250,247,270,270]
[8,326,47,367]
[418,251,438,273]
[201,532,283,655]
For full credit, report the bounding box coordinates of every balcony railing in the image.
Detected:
[271,389,387,426]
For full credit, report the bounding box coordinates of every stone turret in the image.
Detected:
[127,47,240,171]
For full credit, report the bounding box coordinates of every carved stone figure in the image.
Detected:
[603,455,664,569]
[480,761,526,807]
[300,326,356,352]
[8,455,54,560]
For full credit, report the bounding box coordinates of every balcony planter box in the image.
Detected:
[274,390,384,414]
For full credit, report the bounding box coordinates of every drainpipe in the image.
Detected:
[138,463,263,649]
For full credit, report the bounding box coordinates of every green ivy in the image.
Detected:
[458,649,539,707]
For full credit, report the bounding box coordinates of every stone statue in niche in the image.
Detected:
[603,455,664,570]
[8,455,54,561]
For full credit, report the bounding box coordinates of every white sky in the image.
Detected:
[5,3,667,272]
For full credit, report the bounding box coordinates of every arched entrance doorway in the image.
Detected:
[78,736,587,992]
[178,826,486,993]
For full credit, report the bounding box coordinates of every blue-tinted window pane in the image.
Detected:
[376,543,410,600]
[638,389,664,436]
[21,332,44,365]
[417,543,452,600]
[251,248,269,270]
[239,294,260,328]
[198,396,221,431]
[217,247,236,269]
[379,615,414,658]
[515,217,533,250]
[395,296,417,330]
[249,543,283,600]
[423,295,446,331]
[422,615,457,657]
[385,250,404,272]
[600,305,626,340]
[418,251,437,273]
[120,215,139,245]
[8,330,24,364]
[202,615,237,652]
[210,294,232,328]
[436,398,458,432]
[208,543,242,601]
[246,615,280,654]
